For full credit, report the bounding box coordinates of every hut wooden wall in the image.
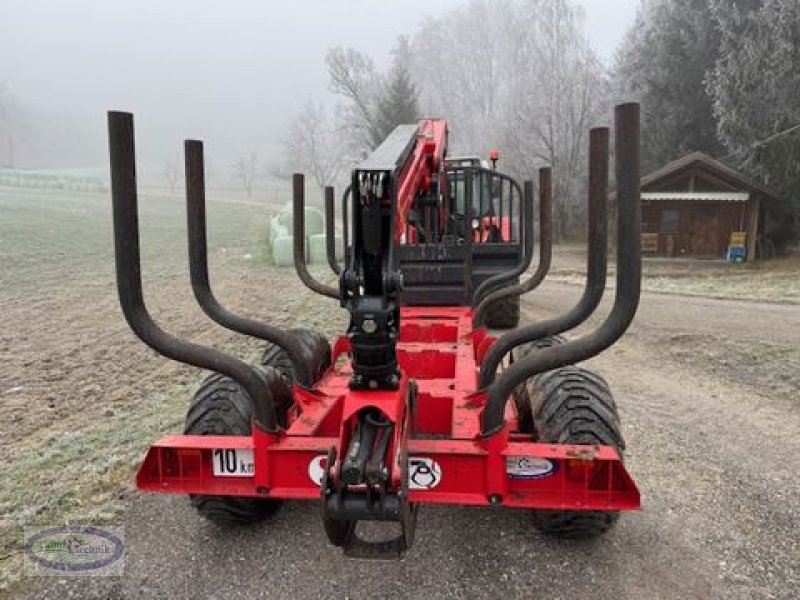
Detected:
[641,200,755,258]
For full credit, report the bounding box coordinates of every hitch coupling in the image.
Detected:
[321,408,417,559]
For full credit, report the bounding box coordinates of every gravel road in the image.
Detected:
[16,283,800,600]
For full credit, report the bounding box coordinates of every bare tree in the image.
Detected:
[0,83,26,168]
[503,1,608,238]
[233,152,259,197]
[325,46,384,150]
[408,0,607,238]
[283,100,352,189]
[163,154,181,196]
[325,39,423,158]
[408,1,513,153]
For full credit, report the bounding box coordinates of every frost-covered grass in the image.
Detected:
[0,185,308,591]
[0,384,189,589]
[548,245,800,304]
[640,259,800,303]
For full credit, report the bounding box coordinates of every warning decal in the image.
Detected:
[308,455,327,486]
[408,457,442,490]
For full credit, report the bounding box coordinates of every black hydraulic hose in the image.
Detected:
[478,129,609,388]
[184,140,314,388]
[107,111,276,430]
[472,169,552,328]
[481,103,640,435]
[471,172,530,307]
[324,186,341,276]
[293,174,339,299]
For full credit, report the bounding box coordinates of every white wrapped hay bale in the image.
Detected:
[303,207,324,237]
[271,235,295,267]
[308,233,343,265]
[276,203,293,228]
[274,204,324,237]
[269,215,289,244]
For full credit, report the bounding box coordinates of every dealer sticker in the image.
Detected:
[506,456,557,480]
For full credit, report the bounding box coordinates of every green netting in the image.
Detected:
[0,170,107,192]
[308,233,343,265]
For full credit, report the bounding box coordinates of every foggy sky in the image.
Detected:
[0,0,638,167]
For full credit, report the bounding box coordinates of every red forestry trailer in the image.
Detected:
[107,103,642,558]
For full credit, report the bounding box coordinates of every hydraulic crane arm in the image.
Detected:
[394,119,448,241]
[340,118,448,389]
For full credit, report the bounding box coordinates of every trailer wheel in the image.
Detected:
[510,335,566,433]
[483,296,520,329]
[261,328,331,384]
[184,369,291,523]
[512,334,567,361]
[527,366,624,538]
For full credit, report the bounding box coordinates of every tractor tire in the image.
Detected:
[483,295,520,329]
[261,328,331,385]
[527,366,624,538]
[511,334,567,361]
[510,335,567,433]
[184,369,292,524]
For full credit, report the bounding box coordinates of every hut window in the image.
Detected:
[660,210,679,233]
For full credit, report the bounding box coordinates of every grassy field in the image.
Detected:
[0,183,346,589]
[547,242,800,304]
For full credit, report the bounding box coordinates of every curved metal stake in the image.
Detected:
[324,185,341,276]
[470,171,530,307]
[478,129,609,388]
[184,140,314,387]
[473,169,552,328]
[107,111,277,430]
[293,174,339,299]
[341,185,351,271]
[481,104,640,435]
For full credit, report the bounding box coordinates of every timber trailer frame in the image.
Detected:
[108,103,642,558]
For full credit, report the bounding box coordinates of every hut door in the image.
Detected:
[690,205,720,257]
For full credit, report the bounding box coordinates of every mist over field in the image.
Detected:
[0,0,633,171]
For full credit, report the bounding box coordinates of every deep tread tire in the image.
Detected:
[527,366,624,538]
[511,334,568,361]
[261,328,331,384]
[510,335,567,433]
[184,330,330,524]
[483,295,520,329]
[532,511,620,539]
[184,370,291,524]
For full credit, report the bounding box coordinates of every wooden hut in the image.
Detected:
[639,152,780,260]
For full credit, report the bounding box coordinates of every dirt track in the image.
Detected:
[15,281,800,600]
